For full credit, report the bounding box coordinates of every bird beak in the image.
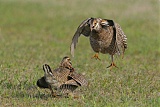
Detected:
[69,61,72,65]
[91,23,99,31]
[90,25,94,31]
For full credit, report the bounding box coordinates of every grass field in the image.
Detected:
[0,0,159,106]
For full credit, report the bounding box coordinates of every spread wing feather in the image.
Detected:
[64,79,80,86]
[70,18,93,57]
[68,72,88,87]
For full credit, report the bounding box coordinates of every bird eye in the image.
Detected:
[67,58,71,61]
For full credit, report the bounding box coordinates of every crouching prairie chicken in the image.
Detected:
[37,56,88,97]
[70,17,127,69]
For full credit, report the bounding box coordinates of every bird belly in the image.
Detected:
[90,37,112,54]
[90,28,117,55]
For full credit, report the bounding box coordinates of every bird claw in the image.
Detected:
[68,93,79,99]
[107,62,118,69]
[51,92,58,97]
[91,53,101,60]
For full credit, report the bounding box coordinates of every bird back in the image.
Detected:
[52,67,71,83]
[68,72,88,87]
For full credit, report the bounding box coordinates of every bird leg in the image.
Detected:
[107,55,118,69]
[121,52,124,59]
[68,92,79,99]
[48,85,57,97]
[91,53,101,60]
[122,54,124,59]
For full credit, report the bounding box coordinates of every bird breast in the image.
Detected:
[89,27,113,54]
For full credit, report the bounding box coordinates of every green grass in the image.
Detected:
[0,0,159,106]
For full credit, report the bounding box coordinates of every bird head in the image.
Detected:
[90,18,102,31]
[60,56,73,70]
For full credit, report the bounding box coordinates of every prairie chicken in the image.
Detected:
[37,56,88,97]
[70,17,127,69]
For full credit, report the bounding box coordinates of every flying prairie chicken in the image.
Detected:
[70,17,127,69]
[37,56,88,97]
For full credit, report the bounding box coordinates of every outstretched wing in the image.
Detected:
[64,79,80,86]
[60,80,79,93]
[68,72,88,87]
[70,18,94,57]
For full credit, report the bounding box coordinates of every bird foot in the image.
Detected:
[68,93,79,99]
[122,53,124,59]
[107,62,118,69]
[51,92,57,97]
[91,53,101,60]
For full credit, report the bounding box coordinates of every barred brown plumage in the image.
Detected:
[68,72,88,87]
[70,17,127,69]
[52,67,71,83]
[36,56,88,97]
[60,81,79,94]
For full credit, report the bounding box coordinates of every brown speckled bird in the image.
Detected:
[70,17,127,68]
[37,56,88,97]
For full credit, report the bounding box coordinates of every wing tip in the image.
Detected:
[70,43,75,57]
